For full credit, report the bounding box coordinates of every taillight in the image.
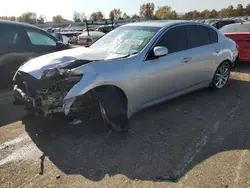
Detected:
[86,38,92,46]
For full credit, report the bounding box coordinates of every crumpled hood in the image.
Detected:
[18,47,125,79]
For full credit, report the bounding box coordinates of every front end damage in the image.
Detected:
[13,56,129,131]
[13,67,83,118]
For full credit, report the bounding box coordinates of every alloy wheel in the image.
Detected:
[215,64,230,89]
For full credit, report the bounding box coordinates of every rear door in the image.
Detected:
[184,25,219,84]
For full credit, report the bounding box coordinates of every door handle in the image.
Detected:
[182,57,191,63]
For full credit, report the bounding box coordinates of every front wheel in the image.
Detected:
[211,62,230,89]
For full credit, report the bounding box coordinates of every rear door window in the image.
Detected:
[185,25,210,48]
[26,30,56,46]
[156,26,188,54]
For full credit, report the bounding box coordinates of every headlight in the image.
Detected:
[41,68,60,79]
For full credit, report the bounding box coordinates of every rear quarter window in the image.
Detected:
[207,28,218,44]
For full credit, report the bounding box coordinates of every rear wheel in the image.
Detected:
[211,62,230,89]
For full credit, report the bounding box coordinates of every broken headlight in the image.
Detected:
[41,68,61,80]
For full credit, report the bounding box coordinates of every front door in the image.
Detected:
[140,25,192,106]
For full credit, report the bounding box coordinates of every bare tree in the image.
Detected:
[90,11,104,21]
[73,11,81,22]
[139,2,155,19]
[109,9,122,20]
[80,12,87,22]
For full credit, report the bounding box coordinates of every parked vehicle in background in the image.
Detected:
[0,20,69,88]
[78,30,105,46]
[13,21,238,132]
[78,24,117,46]
[205,19,218,25]
[95,24,114,33]
[211,19,245,29]
[220,22,250,62]
[52,32,70,44]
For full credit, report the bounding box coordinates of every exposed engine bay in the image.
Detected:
[13,67,84,118]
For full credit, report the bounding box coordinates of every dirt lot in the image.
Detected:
[0,63,250,188]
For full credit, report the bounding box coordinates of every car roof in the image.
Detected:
[123,20,209,28]
[0,20,38,29]
[225,21,250,26]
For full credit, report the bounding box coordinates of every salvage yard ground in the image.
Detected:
[0,63,250,188]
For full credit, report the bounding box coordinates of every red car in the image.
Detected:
[220,21,250,61]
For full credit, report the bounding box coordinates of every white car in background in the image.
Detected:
[78,30,105,46]
[78,24,117,46]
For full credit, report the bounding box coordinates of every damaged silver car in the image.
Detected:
[13,21,238,132]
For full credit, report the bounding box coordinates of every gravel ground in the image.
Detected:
[0,63,250,188]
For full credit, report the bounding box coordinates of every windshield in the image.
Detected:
[89,26,160,56]
[220,24,250,33]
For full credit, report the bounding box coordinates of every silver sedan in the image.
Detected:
[13,21,238,132]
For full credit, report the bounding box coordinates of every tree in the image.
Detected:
[228,5,235,17]
[246,4,250,16]
[123,13,130,19]
[90,11,104,21]
[183,11,194,20]
[218,8,229,18]
[0,16,16,21]
[109,11,114,20]
[80,13,87,22]
[17,12,37,24]
[109,8,122,20]
[52,15,64,23]
[131,14,140,19]
[209,9,218,18]
[139,2,155,19]
[155,6,177,19]
[73,11,81,22]
[236,4,244,16]
[37,15,45,24]
[192,10,201,19]
[201,9,211,19]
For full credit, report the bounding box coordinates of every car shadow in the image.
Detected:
[0,89,28,127]
[234,61,250,74]
[22,78,250,183]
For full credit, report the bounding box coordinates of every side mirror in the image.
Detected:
[153,46,168,57]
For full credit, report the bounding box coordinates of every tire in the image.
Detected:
[74,87,129,132]
[211,61,230,89]
[95,87,129,132]
[98,99,129,132]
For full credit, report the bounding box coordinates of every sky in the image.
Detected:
[0,0,249,21]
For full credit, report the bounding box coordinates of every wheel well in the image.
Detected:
[226,59,235,66]
[91,85,128,111]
